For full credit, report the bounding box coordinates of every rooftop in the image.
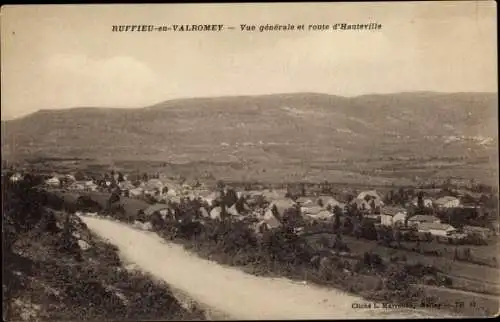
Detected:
[418,222,456,231]
[435,196,459,204]
[357,190,382,200]
[408,215,440,222]
[381,206,407,216]
[143,203,170,216]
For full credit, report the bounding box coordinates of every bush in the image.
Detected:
[404,263,439,278]
[3,176,47,251]
[259,227,313,265]
[76,196,103,213]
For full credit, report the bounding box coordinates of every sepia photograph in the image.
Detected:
[1,2,498,320]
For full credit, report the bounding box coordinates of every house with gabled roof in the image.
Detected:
[434,196,460,209]
[380,206,407,227]
[417,222,457,237]
[407,214,441,228]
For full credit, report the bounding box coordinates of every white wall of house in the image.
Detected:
[412,199,433,207]
[430,228,456,236]
[46,178,60,187]
[393,213,407,225]
[428,229,448,237]
[420,228,456,237]
[437,198,460,208]
[408,218,441,226]
[381,214,393,226]
[381,212,406,226]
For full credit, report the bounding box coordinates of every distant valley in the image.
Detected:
[2,92,498,186]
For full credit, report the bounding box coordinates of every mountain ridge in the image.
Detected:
[4,91,497,122]
[2,92,498,167]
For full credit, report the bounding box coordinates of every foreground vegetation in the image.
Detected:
[2,176,205,321]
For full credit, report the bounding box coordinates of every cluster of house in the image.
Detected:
[381,209,494,240]
[8,170,494,240]
[41,174,100,191]
[245,189,494,240]
[374,194,493,240]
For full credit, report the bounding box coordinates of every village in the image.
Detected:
[5,171,498,256]
[4,166,500,318]
[15,169,497,246]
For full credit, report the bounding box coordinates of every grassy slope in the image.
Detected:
[3,210,206,321]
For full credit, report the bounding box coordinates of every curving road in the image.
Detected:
[81,216,453,320]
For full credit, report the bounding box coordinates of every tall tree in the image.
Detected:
[300,183,306,197]
[317,198,324,207]
[223,188,238,208]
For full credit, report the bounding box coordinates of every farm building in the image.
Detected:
[417,222,457,237]
[434,196,460,208]
[407,215,441,227]
[380,206,407,227]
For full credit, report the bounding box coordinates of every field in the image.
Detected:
[304,233,500,297]
[10,153,499,189]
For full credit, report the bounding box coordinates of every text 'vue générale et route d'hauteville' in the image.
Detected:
[111,23,382,33]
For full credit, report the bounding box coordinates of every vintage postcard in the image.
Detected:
[1,1,498,320]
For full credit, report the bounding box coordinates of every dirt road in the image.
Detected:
[81,216,452,320]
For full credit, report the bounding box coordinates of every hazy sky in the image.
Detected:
[1,2,497,120]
